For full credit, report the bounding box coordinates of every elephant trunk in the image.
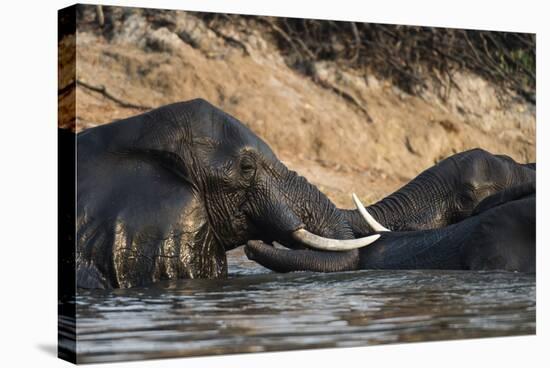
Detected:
[343,172,453,236]
[245,240,360,272]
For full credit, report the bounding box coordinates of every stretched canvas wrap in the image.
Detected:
[58,4,536,364]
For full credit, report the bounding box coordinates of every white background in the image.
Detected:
[0,0,547,366]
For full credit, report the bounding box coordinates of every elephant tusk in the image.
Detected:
[352,193,391,232]
[291,228,380,251]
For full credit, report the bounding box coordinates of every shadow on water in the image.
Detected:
[74,248,536,363]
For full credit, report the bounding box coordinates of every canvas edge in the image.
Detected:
[58,3,77,365]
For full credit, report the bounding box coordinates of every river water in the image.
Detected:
[74,248,536,363]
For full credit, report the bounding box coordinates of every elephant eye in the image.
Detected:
[455,185,476,210]
[239,156,256,179]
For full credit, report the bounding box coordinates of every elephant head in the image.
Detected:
[76,99,377,288]
[341,148,536,237]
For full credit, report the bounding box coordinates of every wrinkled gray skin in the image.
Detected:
[76,99,535,288]
[245,151,536,273]
[343,149,535,233]
[77,99,354,288]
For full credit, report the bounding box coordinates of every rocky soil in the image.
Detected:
[59,7,536,208]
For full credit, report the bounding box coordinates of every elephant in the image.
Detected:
[245,168,536,273]
[338,148,535,235]
[74,99,383,288]
[72,99,535,288]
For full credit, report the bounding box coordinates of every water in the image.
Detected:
[74,248,536,363]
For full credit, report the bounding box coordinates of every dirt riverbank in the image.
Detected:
[59,7,535,207]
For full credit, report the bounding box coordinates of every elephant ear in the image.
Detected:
[120,148,196,189]
[76,126,226,289]
[472,182,536,216]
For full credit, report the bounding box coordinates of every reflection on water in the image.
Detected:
[74,248,535,363]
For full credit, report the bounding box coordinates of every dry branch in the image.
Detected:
[77,80,152,110]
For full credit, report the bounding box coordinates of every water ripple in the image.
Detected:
[75,248,535,363]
